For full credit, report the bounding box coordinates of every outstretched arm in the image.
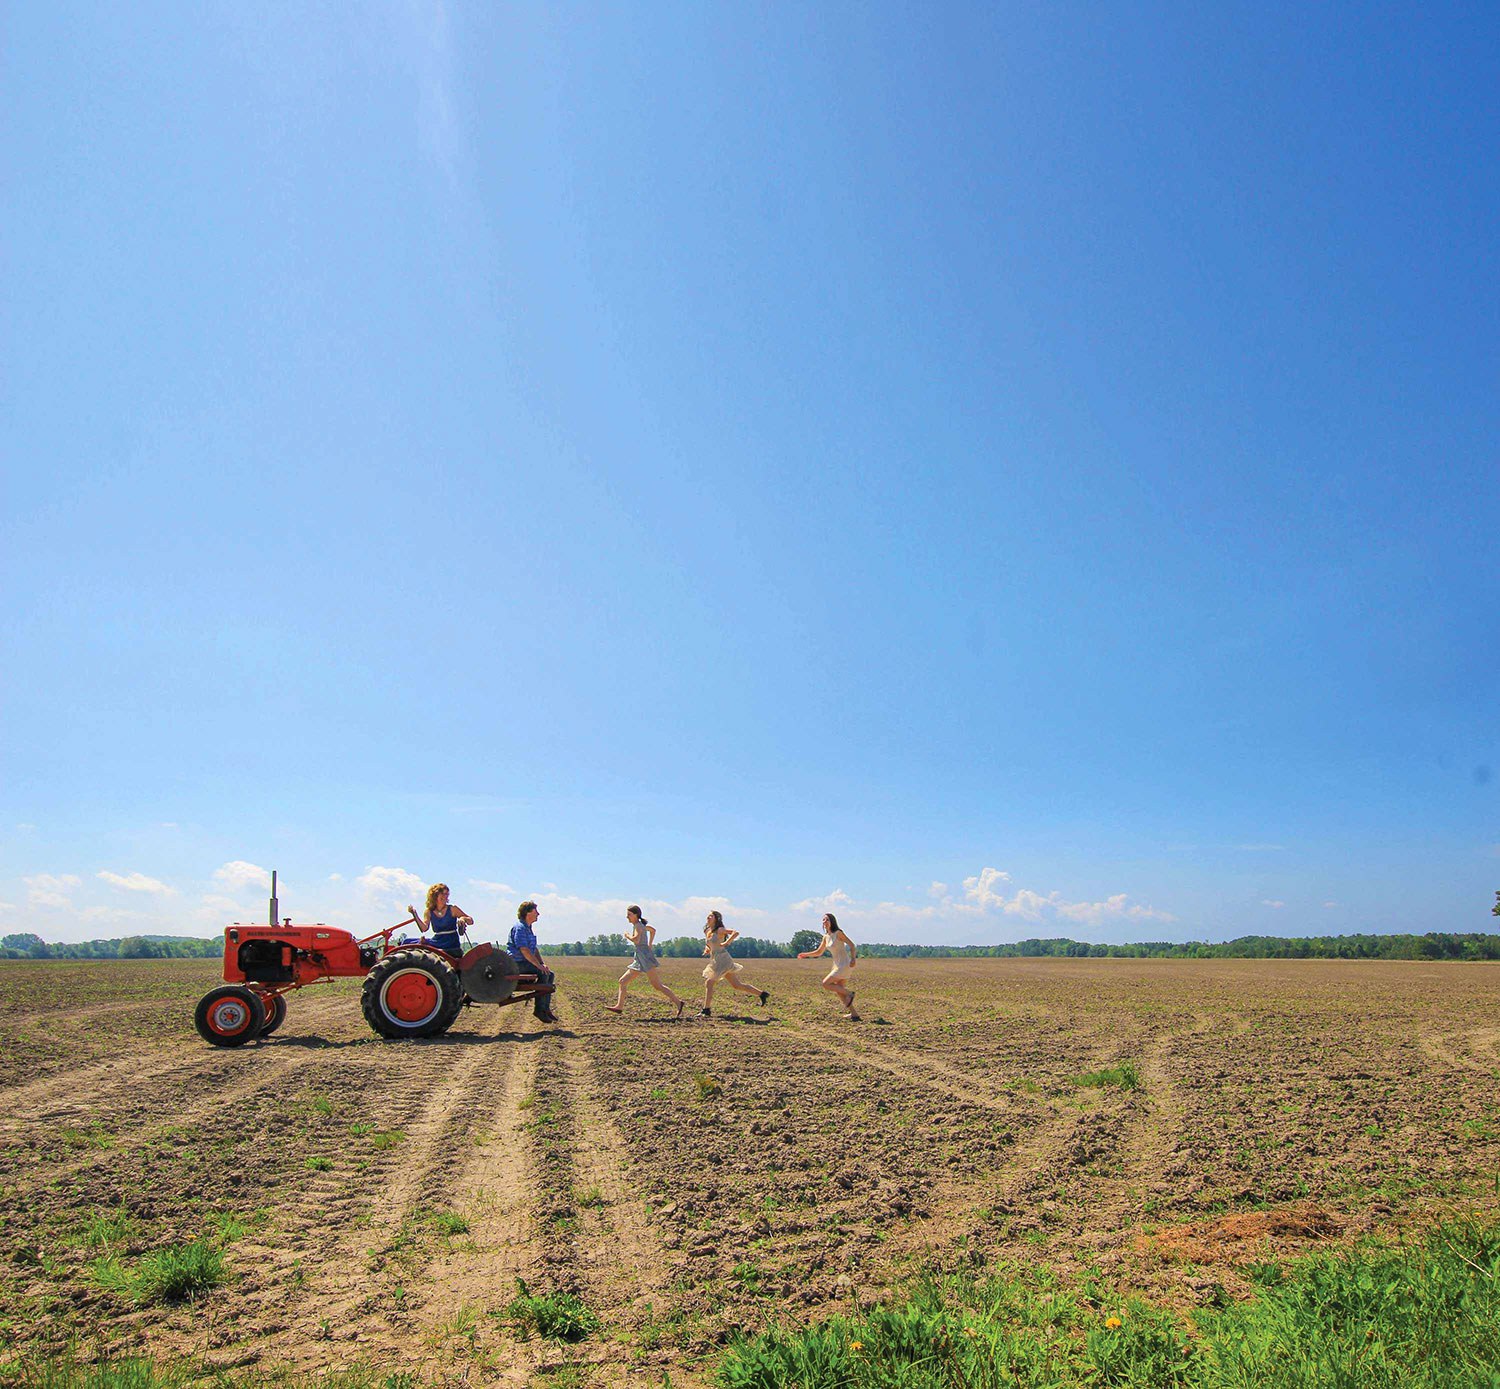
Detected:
[797,934,832,960]
[451,904,474,926]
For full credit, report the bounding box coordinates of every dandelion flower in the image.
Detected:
[850,1341,863,1353]
[1105,1316,1123,1330]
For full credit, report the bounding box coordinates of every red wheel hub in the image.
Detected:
[383,970,440,1023]
[209,999,252,1035]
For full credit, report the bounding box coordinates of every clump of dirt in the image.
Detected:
[1142,1202,1343,1265]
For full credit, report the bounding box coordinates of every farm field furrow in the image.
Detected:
[2,955,1497,1386]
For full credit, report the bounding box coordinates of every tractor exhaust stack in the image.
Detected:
[269,870,279,927]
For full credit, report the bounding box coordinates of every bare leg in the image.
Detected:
[701,977,716,1014]
[606,968,637,1012]
[822,975,853,1010]
[645,967,685,1016]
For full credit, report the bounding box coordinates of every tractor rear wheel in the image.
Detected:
[361,952,461,1039]
[195,986,267,1047]
[258,993,288,1036]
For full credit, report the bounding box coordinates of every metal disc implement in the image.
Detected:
[460,943,519,1004]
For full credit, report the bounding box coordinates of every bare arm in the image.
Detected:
[722,929,740,944]
[797,934,832,960]
[450,904,474,926]
[646,924,657,946]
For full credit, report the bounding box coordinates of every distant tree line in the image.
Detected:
[4,927,1499,963]
[552,931,1500,962]
[0,932,219,960]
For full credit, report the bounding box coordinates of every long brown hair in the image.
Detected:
[425,883,449,916]
[704,910,725,934]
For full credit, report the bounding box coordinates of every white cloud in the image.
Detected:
[214,861,273,892]
[468,879,515,897]
[328,873,343,882]
[962,867,1013,910]
[1262,899,1287,909]
[928,881,949,899]
[15,823,36,832]
[788,889,853,912]
[97,870,175,896]
[25,874,80,908]
[1323,901,1339,909]
[358,866,427,900]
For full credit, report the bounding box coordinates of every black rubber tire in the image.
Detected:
[361,952,461,1039]
[195,986,267,1047]
[258,993,288,1036]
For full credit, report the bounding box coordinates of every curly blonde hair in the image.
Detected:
[425,883,450,916]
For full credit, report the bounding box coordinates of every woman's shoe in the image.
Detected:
[759,990,770,1007]
[603,1004,623,1014]
[698,1006,712,1018]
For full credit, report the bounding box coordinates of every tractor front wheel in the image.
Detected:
[361,953,461,1039]
[258,993,288,1036]
[195,986,267,1047]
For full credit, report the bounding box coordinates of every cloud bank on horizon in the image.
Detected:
[1,858,1184,946]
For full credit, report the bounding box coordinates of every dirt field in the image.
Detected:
[2,954,1497,1386]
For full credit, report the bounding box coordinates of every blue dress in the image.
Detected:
[428,907,463,956]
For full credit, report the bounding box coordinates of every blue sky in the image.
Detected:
[3,4,1496,946]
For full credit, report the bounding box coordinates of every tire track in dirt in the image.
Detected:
[405,1037,544,1321]
[228,1026,551,1372]
[0,1009,380,1203]
[775,1017,1104,1273]
[0,994,354,1119]
[775,1017,1028,1116]
[511,1032,697,1388]
[1419,1028,1500,1076]
[559,1033,674,1306]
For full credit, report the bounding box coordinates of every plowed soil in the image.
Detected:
[2,955,1497,1386]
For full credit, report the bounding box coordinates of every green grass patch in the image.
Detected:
[420,1208,470,1236]
[59,1125,113,1150]
[505,1280,601,1342]
[92,1238,224,1305]
[304,1156,333,1172]
[1069,1061,1140,1091]
[716,1219,1500,1388]
[75,1206,140,1249]
[369,1130,406,1150]
[693,1071,723,1101]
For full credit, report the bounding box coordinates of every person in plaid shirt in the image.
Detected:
[507,900,557,1023]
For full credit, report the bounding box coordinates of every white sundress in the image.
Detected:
[826,935,855,982]
[702,935,743,981]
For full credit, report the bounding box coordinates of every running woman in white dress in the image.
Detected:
[797,912,859,1019]
[698,910,769,1018]
[604,905,686,1019]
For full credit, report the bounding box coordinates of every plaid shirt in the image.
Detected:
[507,919,539,964]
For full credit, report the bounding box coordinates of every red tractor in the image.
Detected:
[193,873,553,1046]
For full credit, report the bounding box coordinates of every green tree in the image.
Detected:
[789,929,823,955]
[1,932,50,959]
